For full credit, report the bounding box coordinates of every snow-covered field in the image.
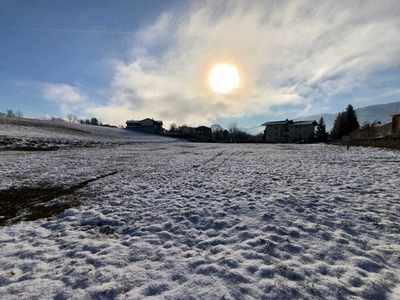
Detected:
[1,118,400,299]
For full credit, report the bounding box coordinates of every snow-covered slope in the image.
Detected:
[0,116,175,150]
[0,132,399,299]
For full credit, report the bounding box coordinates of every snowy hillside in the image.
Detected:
[1,120,400,299]
[0,116,175,150]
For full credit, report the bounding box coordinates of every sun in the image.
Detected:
[208,63,240,94]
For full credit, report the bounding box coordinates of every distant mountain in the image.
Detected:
[295,113,338,131]
[295,101,400,130]
[242,126,265,136]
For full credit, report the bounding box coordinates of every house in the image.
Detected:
[378,122,393,136]
[353,121,392,138]
[391,113,400,135]
[194,126,212,137]
[126,118,163,134]
[261,119,317,143]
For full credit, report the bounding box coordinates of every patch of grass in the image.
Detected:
[0,171,118,226]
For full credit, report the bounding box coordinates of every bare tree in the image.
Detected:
[228,122,238,133]
[169,123,177,132]
[73,115,79,123]
[66,114,74,123]
[211,124,223,132]
[15,110,23,118]
[211,124,224,141]
[358,120,380,137]
[51,117,65,122]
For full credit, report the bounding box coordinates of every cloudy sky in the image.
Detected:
[1,0,400,128]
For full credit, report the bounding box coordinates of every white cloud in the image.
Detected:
[92,0,400,126]
[39,83,90,117]
[42,83,87,103]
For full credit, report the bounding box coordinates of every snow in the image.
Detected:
[1,118,400,299]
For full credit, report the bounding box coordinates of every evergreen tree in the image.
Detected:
[330,104,360,139]
[331,112,346,139]
[331,112,340,139]
[6,109,15,117]
[90,117,99,125]
[345,104,359,134]
[315,117,328,142]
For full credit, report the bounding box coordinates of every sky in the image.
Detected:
[1,0,400,129]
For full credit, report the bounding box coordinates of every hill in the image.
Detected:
[0,116,175,150]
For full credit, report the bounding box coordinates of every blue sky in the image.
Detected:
[1,0,400,128]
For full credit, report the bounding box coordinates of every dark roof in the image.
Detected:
[261,120,317,126]
[288,120,318,126]
[126,118,163,125]
[261,120,291,126]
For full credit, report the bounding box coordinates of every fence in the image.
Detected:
[342,136,400,149]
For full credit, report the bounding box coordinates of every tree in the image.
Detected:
[330,104,360,139]
[6,109,15,117]
[51,117,65,122]
[211,124,224,141]
[211,124,223,132]
[15,110,23,118]
[358,120,380,137]
[315,117,328,142]
[169,123,177,132]
[90,118,99,125]
[85,119,91,125]
[223,130,230,141]
[345,104,359,134]
[178,125,194,136]
[73,115,79,123]
[228,122,238,133]
[66,114,74,123]
[331,112,346,139]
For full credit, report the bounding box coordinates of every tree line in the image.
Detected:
[316,104,360,141]
[6,109,23,118]
[167,122,264,143]
[4,110,103,126]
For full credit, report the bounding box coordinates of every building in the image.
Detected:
[194,126,212,137]
[261,119,317,143]
[353,121,392,138]
[126,118,163,134]
[391,113,400,135]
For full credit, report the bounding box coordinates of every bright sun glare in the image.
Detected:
[208,64,240,94]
